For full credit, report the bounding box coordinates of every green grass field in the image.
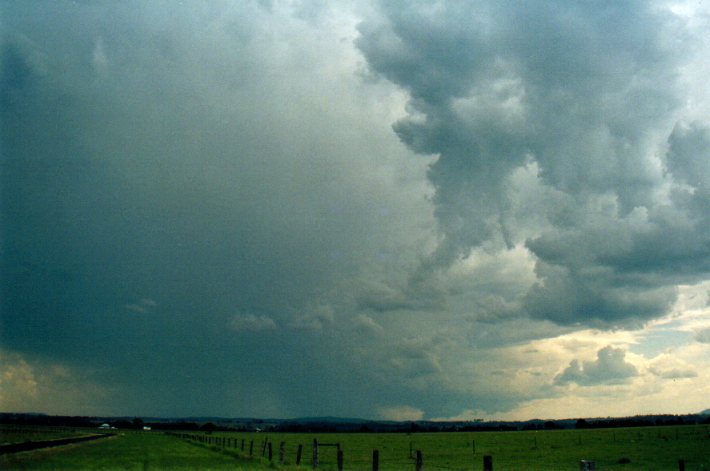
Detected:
[0,432,269,470]
[0,426,93,445]
[2,425,708,470]
[187,425,710,470]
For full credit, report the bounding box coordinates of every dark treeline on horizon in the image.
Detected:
[2,412,709,433]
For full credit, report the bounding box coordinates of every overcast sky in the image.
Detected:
[2,0,709,421]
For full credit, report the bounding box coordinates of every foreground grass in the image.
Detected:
[0,432,273,470]
[0,426,90,445]
[2,425,708,470]
[184,425,710,470]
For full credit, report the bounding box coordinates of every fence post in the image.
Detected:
[415,450,423,471]
[679,459,685,471]
[279,442,285,463]
[249,440,254,456]
[483,455,493,471]
[580,460,595,471]
[312,439,319,469]
[268,442,273,461]
[297,444,303,465]
[241,439,245,451]
[372,449,379,471]
[337,449,344,471]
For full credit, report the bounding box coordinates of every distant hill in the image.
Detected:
[700,408,710,415]
[284,416,373,424]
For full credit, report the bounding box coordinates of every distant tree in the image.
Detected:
[200,422,217,433]
[132,417,144,429]
[575,418,590,429]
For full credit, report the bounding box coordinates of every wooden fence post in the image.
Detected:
[337,449,344,471]
[483,455,493,471]
[679,459,685,471]
[580,460,595,471]
[279,442,285,463]
[415,450,423,471]
[268,442,273,461]
[312,439,319,469]
[241,439,245,451]
[372,449,379,471]
[262,437,268,457]
[296,444,303,465]
[249,440,254,456]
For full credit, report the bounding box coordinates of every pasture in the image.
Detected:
[0,426,87,445]
[1,424,708,470]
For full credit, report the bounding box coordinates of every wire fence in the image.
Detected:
[168,427,707,471]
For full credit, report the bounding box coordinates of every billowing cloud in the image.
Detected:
[288,305,335,332]
[555,346,638,386]
[357,0,710,327]
[352,313,384,336]
[0,353,38,404]
[230,314,277,333]
[126,298,158,314]
[0,351,111,415]
[649,364,697,380]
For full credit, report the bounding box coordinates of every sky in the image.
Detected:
[1,0,709,421]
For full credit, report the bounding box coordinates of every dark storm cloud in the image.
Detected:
[357,0,710,326]
[2,0,709,420]
[0,0,436,417]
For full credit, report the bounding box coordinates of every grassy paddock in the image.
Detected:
[0,426,91,445]
[0,431,269,470]
[2,425,708,470]
[186,424,710,470]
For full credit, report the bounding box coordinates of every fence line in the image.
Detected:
[166,431,696,470]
